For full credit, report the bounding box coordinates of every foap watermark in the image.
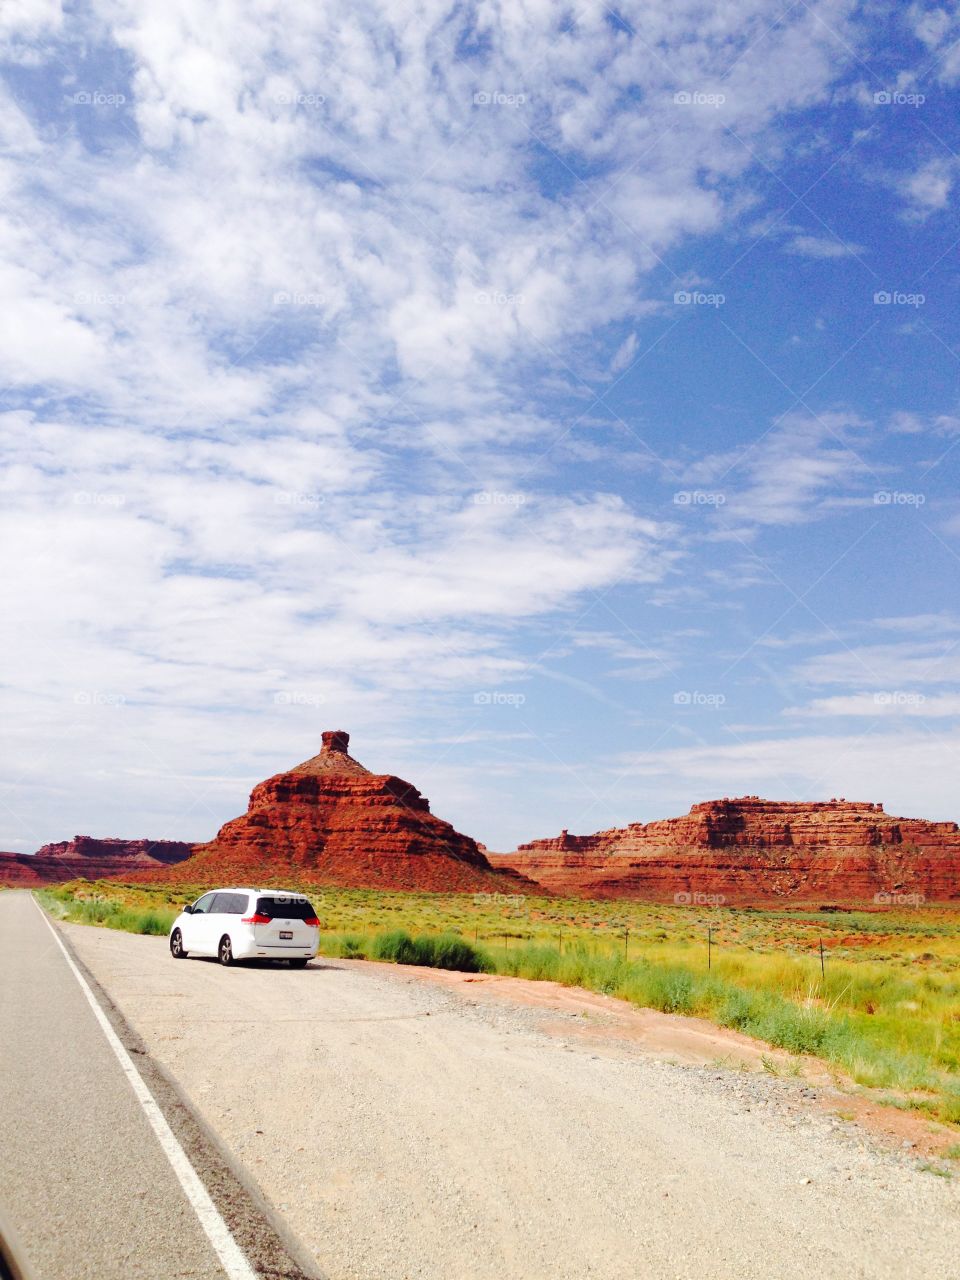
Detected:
[274,690,325,707]
[72,90,126,107]
[473,892,527,906]
[673,690,726,707]
[674,490,725,506]
[674,289,725,307]
[874,690,925,707]
[873,90,925,107]
[273,290,325,307]
[73,491,125,507]
[274,491,325,507]
[274,90,326,107]
[674,890,726,906]
[873,290,925,307]
[475,290,525,306]
[74,691,125,707]
[874,890,925,906]
[74,291,126,306]
[473,90,526,107]
[474,691,526,707]
[874,490,925,506]
[673,90,725,107]
[474,490,526,507]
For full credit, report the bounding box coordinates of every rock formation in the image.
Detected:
[489,797,960,903]
[152,730,530,892]
[0,836,195,886]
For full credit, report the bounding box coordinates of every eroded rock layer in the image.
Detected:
[489,797,960,903]
[152,730,530,892]
[0,836,195,886]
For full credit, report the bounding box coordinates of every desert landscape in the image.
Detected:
[6,730,960,905]
[5,4,960,1276]
[10,729,960,1140]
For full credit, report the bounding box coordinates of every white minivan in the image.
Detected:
[169,888,320,967]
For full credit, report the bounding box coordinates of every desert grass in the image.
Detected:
[35,879,960,1124]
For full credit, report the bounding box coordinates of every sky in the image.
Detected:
[2,0,960,854]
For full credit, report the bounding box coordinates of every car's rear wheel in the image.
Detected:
[218,935,234,966]
[288,958,309,968]
[170,929,188,959]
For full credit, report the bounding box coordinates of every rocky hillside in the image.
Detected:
[489,797,960,903]
[150,730,533,892]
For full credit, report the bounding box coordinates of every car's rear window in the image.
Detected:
[255,896,316,920]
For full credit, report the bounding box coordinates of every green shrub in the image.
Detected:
[420,933,490,973]
[138,910,175,936]
[372,929,418,964]
[338,934,368,959]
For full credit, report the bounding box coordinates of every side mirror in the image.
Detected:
[182,904,194,914]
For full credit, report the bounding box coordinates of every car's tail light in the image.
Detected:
[241,913,272,924]
[305,916,319,927]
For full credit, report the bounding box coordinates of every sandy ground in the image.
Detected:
[64,922,960,1280]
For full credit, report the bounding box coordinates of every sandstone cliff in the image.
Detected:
[153,730,531,892]
[489,797,960,903]
[0,835,195,886]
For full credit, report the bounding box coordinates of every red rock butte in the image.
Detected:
[488,796,960,904]
[148,730,530,892]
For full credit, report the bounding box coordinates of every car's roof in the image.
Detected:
[199,886,311,897]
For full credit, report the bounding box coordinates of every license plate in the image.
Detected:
[279,930,293,939]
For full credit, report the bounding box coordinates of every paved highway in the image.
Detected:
[0,892,312,1280]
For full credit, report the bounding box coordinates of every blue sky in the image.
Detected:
[2,1,959,853]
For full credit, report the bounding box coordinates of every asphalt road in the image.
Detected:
[0,892,313,1280]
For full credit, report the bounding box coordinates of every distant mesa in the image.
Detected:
[488,796,960,904]
[0,835,194,887]
[141,730,532,893]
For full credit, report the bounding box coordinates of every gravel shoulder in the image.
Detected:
[64,920,960,1280]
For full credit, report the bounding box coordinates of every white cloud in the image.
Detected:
[793,639,960,687]
[609,332,638,375]
[899,157,958,218]
[681,411,873,527]
[785,692,960,717]
[615,730,960,822]
[909,2,960,83]
[785,234,866,258]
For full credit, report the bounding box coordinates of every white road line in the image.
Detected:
[32,897,258,1280]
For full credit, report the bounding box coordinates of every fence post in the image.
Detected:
[624,926,629,960]
[819,936,825,980]
[708,926,712,971]
[558,924,563,955]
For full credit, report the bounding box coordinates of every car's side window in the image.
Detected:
[212,892,246,914]
[192,892,216,914]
